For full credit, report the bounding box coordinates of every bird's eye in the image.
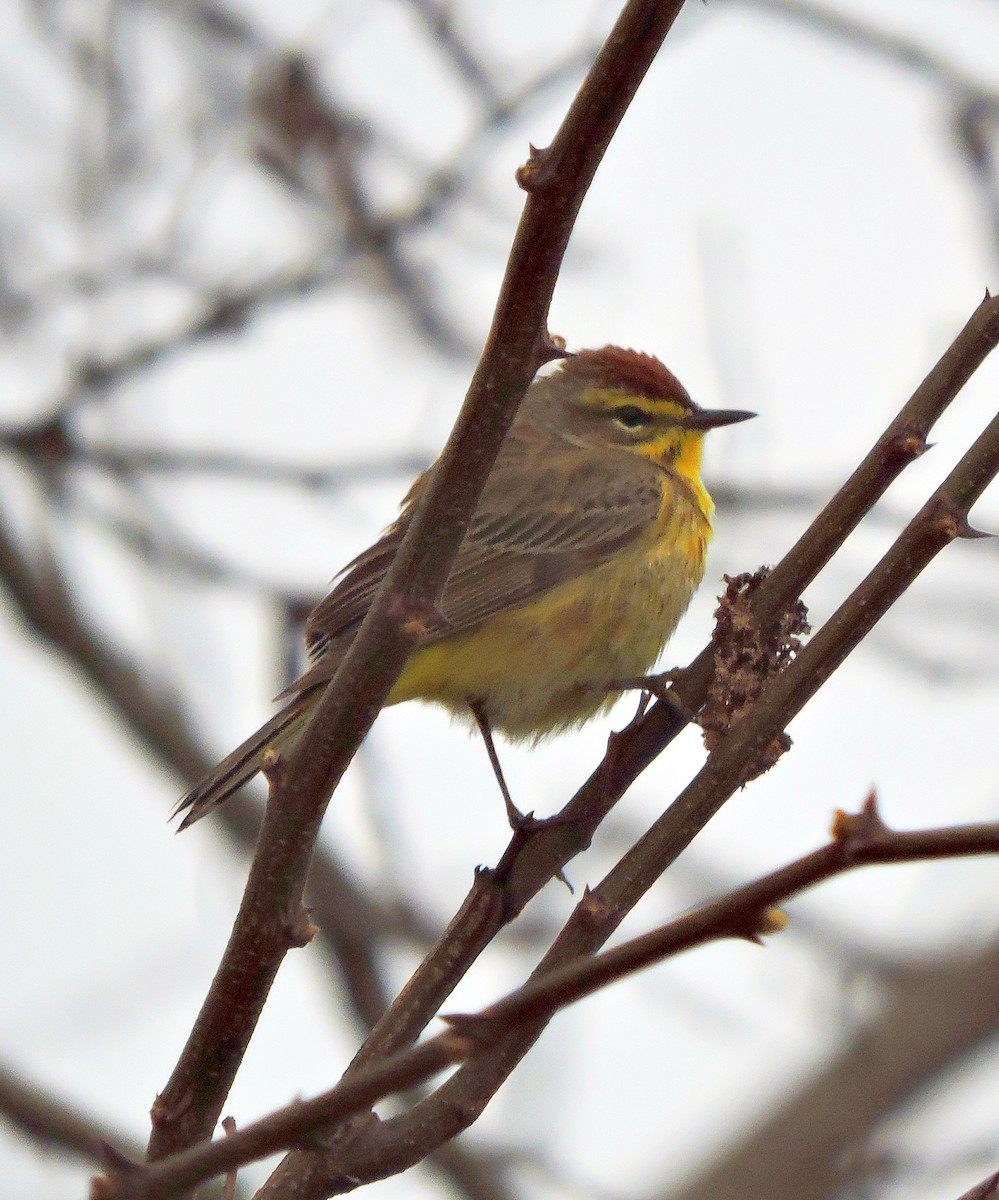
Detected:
[611,405,653,430]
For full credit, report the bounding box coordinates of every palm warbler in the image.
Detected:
[176,346,753,828]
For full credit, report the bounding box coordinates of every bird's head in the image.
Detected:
[524,345,755,479]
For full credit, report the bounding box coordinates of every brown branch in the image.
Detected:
[187,290,999,1196]
[105,1033,475,1198]
[464,800,999,1027]
[97,799,999,1198]
[144,0,692,1163]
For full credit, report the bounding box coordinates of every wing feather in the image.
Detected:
[294,434,667,690]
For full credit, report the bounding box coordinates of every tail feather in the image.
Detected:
[174,690,318,830]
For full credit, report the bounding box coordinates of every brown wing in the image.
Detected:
[291,433,666,690]
[439,448,664,629]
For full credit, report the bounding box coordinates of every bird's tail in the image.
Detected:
[173,689,319,830]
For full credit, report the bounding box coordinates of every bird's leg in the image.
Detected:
[468,698,574,894]
[468,698,526,830]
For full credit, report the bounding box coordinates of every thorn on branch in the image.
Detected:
[885,421,930,467]
[926,495,994,543]
[515,143,548,191]
[931,503,965,542]
[287,904,319,949]
[897,432,929,461]
[957,515,995,539]
[149,1086,193,1130]
[730,904,789,946]
[830,790,891,846]
[756,906,789,938]
[260,746,286,790]
[578,885,613,926]
[699,569,810,781]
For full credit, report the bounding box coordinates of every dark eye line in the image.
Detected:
[611,404,653,430]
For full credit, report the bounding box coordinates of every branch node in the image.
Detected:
[260,746,285,788]
[387,596,451,640]
[287,904,319,948]
[729,905,789,946]
[926,494,988,543]
[514,143,549,192]
[149,1087,193,1130]
[577,885,613,926]
[831,790,890,847]
[957,516,995,540]
[933,509,964,542]
[886,421,931,465]
[756,906,789,938]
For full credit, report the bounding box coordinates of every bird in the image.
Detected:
[174,346,754,830]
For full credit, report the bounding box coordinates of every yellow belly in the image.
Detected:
[388,503,710,740]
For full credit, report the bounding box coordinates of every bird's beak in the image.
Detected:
[682,408,756,431]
